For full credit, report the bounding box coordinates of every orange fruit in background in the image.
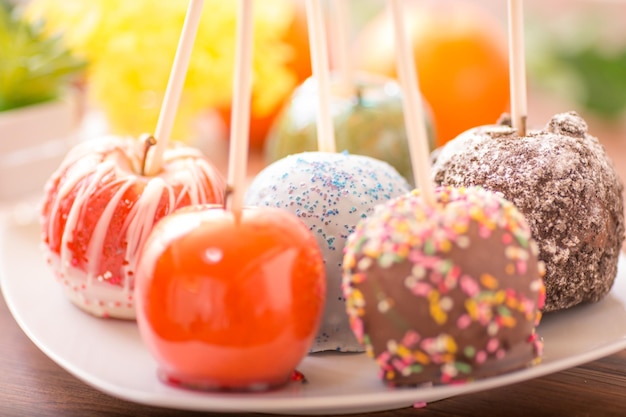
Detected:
[218,0,311,150]
[354,0,510,146]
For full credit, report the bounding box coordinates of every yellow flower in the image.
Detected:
[27,0,298,141]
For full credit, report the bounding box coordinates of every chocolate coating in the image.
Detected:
[343,187,545,386]
[432,112,625,312]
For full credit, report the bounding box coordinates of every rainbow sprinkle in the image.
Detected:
[342,186,546,386]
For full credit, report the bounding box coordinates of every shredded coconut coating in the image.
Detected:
[431,112,625,312]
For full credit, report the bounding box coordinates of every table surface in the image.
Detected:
[2,102,626,416]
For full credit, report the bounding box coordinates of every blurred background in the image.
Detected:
[1,0,625,220]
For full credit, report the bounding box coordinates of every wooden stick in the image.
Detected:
[145,0,204,176]
[389,0,435,205]
[226,0,254,213]
[305,0,336,153]
[508,0,528,137]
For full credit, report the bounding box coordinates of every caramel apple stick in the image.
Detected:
[305,0,337,154]
[226,0,254,213]
[508,0,528,137]
[146,0,204,176]
[389,0,435,205]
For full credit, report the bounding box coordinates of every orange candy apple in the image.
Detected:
[40,135,225,320]
[135,204,326,391]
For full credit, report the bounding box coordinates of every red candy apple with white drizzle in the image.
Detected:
[39,4,225,320]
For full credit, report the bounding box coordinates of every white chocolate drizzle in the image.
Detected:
[41,136,225,319]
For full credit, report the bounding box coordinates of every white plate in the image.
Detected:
[2,221,626,415]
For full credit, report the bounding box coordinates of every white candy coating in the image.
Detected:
[245,151,410,352]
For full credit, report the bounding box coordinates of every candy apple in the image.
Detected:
[40,135,226,320]
[135,204,326,391]
[264,72,436,184]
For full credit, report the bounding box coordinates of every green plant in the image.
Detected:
[0,0,85,112]
[527,11,626,122]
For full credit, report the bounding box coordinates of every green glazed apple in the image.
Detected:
[264,72,436,184]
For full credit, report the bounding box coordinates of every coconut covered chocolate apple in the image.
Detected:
[431,112,625,312]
